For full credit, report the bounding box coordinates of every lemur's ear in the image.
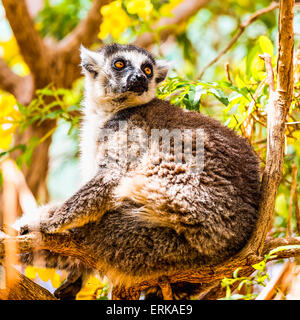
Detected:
[155,60,170,84]
[80,45,101,78]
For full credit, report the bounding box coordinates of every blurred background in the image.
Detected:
[0,0,299,299]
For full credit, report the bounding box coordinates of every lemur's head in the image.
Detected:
[80,44,169,113]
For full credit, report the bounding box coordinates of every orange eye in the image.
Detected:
[115,61,125,69]
[144,67,152,75]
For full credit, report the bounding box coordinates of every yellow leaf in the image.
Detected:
[50,272,62,288]
[98,0,132,40]
[76,275,104,300]
[127,0,153,20]
[0,94,17,117]
[258,35,274,56]
[36,267,55,282]
[24,266,37,280]
[159,0,182,16]
[275,193,288,218]
[0,37,19,61]
[0,130,13,150]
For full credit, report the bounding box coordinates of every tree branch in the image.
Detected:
[0,58,34,104]
[53,0,111,88]
[56,0,111,54]
[198,1,280,79]
[0,57,22,96]
[0,230,55,300]
[0,267,57,300]
[245,0,295,257]
[1,232,300,299]
[2,0,51,85]
[134,0,211,49]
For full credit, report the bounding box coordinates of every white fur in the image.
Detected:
[12,202,60,232]
[79,46,169,184]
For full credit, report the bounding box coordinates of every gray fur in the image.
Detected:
[16,44,261,299]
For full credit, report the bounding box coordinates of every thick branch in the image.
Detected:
[246,0,295,257]
[0,58,33,104]
[1,232,300,296]
[263,237,300,255]
[0,268,57,300]
[0,58,22,95]
[134,0,210,48]
[53,0,111,88]
[2,0,51,85]
[56,0,111,54]
[277,0,295,105]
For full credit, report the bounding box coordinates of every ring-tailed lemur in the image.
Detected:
[14,44,261,300]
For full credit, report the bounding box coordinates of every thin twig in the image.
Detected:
[287,163,297,237]
[198,2,279,79]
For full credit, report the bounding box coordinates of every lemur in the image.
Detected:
[14,44,261,300]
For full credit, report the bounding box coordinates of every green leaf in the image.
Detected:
[246,46,260,78]
[237,279,250,291]
[233,267,241,278]
[252,261,266,271]
[208,88,229,106]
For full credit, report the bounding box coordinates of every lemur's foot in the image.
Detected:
[54,275,83,300]
[54,269,84,300]
[19,224,30,235]
[19,224,40,235]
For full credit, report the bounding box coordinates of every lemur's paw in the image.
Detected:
[39,221,62,234]
[19,224,30,235]
[19,224,39,235]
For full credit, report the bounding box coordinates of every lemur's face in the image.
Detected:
[80,44,169,111]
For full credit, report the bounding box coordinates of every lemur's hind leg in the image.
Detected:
[71,202,205,283]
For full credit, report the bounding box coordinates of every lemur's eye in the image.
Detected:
[144,66,152,76]
[114,60,125,69]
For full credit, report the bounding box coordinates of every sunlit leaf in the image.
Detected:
[258,35,274,56]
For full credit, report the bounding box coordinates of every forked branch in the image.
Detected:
[2,0,51,84]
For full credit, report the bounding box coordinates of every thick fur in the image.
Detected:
[15,44,261,300]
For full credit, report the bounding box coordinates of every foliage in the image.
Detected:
[0,82,82,167]
[220,245,300,300]
[98,0,181,41]
[24,265,109,299]
[35,0,92,40]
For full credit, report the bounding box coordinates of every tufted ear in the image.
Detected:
[155,60,170,84]
[80,45,102,78]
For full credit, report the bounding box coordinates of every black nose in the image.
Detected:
[127,73,148,93]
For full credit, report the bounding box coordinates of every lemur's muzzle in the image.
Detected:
[126,72,148,94]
